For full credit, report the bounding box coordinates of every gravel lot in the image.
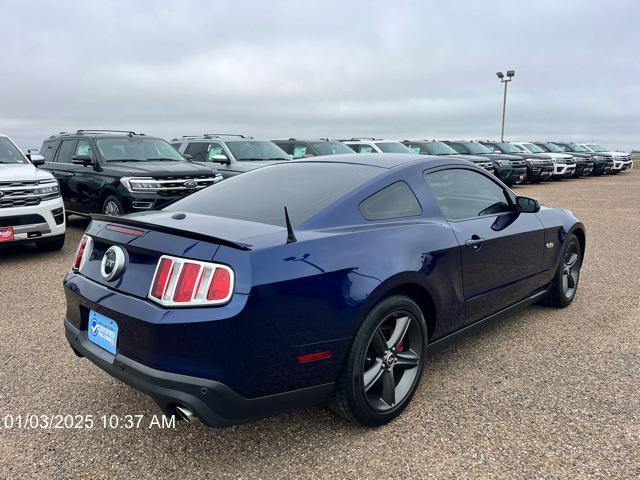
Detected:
[1,170,638,479]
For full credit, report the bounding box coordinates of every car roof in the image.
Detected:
[271,138,338,143]
[293,153,469,169]
[45,130,162,140]
[171,134,257,142]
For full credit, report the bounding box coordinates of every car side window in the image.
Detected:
[75,140,93,158]
[350,144,374,153]
[425,169,512,221]
[276,142,293,154]
[292,144,309,158]
[185,142,208,162]
[170,143,181,151]
[359,181,422,220]
[42,140,60,162]
[206,143,225,160]
[55,140,78,164]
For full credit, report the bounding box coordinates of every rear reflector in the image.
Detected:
[297,351,333,364]
[106,224,145,236]
[148,254,234,307]
[72,235,93,271]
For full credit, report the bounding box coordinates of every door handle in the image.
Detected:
[464,235,485,250]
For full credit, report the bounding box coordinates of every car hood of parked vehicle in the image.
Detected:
[104,160,219,177]
[477,153,524,161]
[444,154,490,163]
[543,152,575,161]
[0,162,56,182]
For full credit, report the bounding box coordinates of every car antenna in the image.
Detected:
[284,206,297,244]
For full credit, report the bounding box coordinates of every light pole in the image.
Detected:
[496,70,515,142]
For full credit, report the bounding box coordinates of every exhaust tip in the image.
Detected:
[174,405,197,423]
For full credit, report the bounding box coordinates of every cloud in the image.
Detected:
[1,0,638,150]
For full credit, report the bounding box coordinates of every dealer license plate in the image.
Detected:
[88,310,119,355]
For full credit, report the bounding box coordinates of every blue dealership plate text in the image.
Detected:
[88,310,119,355]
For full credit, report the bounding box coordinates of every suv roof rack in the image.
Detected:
[49,130,142,138]
[173,133,251,141]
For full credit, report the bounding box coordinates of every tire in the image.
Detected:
[543,233,582,308]
[36,234,65,251]
[330,295,427,426]
[102,195,125,216]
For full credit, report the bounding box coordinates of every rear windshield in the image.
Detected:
[0,137,28,164]
[96,138,184,162]
[166,162,382,227]
[312,141,354,156]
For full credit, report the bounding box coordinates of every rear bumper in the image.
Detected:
[65,319,333,427]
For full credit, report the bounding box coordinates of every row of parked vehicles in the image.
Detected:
[0,129,633,251]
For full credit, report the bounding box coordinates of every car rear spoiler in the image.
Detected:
[90,214,253,251]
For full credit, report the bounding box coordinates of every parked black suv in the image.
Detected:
[479,141,554,183]
[272,138,355,158]
[39,130,222,216]
[443,141,527,186]
[400,140,495,174]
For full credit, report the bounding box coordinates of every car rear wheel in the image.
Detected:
[543,233,582,308]
[330,295,427,426]
[103,195,125,216]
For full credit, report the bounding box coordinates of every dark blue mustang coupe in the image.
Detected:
[64,154,585,427]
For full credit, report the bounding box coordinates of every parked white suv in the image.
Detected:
[339,138,414,154]
[580,143,633,171]
[0,134,65,250]
[514,142,577,179]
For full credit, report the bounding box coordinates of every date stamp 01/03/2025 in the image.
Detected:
[0,413,177,430]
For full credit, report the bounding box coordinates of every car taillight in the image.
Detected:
[148,255,234,307]
[72,235,93,271]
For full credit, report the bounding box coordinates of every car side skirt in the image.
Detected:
[427,288,549,355]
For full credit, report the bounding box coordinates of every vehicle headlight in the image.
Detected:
[120,177,158,192]
[525,159,533,166]
[34,181,60,196]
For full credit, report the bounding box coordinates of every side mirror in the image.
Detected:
[515,196,540,213]
[71,154,94,166]
[210,154,230,164]
[30,154,45,166]
[183,153,193,160]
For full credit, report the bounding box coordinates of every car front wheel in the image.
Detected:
[331,295,427,426]
[544,233,582,308]
[103,195,125,216]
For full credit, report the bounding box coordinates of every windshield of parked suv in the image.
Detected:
[448,142,493,155]
[492,142,521,154]
[226,141,289,161]
[424,142,458,155]
[523,143,544,153]
[559,143,587,153]
[311,141,355,156]
[374,142,414,154]
[166,162,381,227]
[96,138,184,162]
[541,143,564,153]
[586,144,606,152]
[0,137,28,164]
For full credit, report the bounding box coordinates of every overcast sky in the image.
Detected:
[2,0,638,150]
